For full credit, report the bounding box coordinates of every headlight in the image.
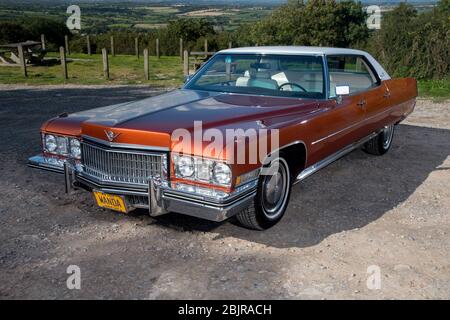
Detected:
[173,154,232,186]
[44,134,57,152]
[69,138,81,159]
[175,155,194,177]
[43,133,80,158]
[56,136,68,155]
[213,162,232,185]
[195,158,213,181]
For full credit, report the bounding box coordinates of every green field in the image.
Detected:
[0,53,184,87]
[0,2,272,33]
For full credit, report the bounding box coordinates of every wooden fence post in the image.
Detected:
[156,38,160,59]
[204,39,208,53]
[144,48,149,81]
[183,50,189,76]
[110,36,115,57]
[86,35,91,55]
[40,34,46,51]
[179,38,183,59]
[102,48,109,79]
[64,35,70,55]
[228,41,232,49]
[18,45,27,77]
[135,38,139,58]
[60,46,68,80]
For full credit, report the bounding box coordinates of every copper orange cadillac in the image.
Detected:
[29,47,417,230]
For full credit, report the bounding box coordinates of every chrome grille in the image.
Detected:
[81,141,165,186]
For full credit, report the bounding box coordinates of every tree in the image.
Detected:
[0,22,27,44]
[367,1,449,79]
[167,18,215,49]
[0,17,70,50]
[22,18,70,49]
[245,0,368,48]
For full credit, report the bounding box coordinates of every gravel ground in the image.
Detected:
[0,85,449,299]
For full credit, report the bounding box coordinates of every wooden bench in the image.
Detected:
[0,41,46,65]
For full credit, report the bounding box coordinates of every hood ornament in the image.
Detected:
[104,130,120,142]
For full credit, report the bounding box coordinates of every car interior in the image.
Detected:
[234,56,378,97]
[188,54,380,100]
[235,57,324,94]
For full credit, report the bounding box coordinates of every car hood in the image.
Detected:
[42,89,320,152]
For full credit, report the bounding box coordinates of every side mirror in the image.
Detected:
[334,85,350,105]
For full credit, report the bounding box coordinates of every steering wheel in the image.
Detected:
[278,82,307,92]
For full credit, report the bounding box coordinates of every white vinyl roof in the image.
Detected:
[218,46,390,80]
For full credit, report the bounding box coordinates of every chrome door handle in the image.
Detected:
[356,100,366,107]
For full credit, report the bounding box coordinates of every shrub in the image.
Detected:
[366,1,449,79]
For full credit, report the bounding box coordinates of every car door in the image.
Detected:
[318,55,378,155]
[355,56,391,135]
[365,77,417,134]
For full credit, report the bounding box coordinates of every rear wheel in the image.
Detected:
[236,157,292,230]
[364,124,395,155]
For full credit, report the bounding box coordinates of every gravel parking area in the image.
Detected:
[0,85,449,299]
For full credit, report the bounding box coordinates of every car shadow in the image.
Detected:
[151,123,450,248]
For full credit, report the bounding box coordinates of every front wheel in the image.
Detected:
[363,124,395,155]
[236,157,292,230]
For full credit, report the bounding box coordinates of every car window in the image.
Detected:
[186,54,325,99]
[327,55,379,97]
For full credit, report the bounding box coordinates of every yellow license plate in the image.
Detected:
[93,191,128,213]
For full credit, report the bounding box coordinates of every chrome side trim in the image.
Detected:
[295,131,378,183]
[312,120,362,145]
[81,135,169,152]
[312,106,394,145]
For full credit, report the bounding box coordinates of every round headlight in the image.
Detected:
[44,134,57,152]
[177,156,194,177]
[70,138,81,159]
[213,163,231,185]
[56,136,68,155]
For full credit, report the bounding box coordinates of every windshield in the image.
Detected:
[185,54,325,99]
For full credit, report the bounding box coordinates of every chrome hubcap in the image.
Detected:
[382,125,394,149]
[264,172,283,205]
[262,160,288,217]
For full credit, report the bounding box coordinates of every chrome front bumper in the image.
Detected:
[28,155,256,222]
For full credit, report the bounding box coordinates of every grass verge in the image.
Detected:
[417,78,450,101]
[0,53,184,88]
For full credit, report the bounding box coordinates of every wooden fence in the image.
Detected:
[13,34,234,81]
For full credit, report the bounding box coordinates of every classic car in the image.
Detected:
[28,46,417,230]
